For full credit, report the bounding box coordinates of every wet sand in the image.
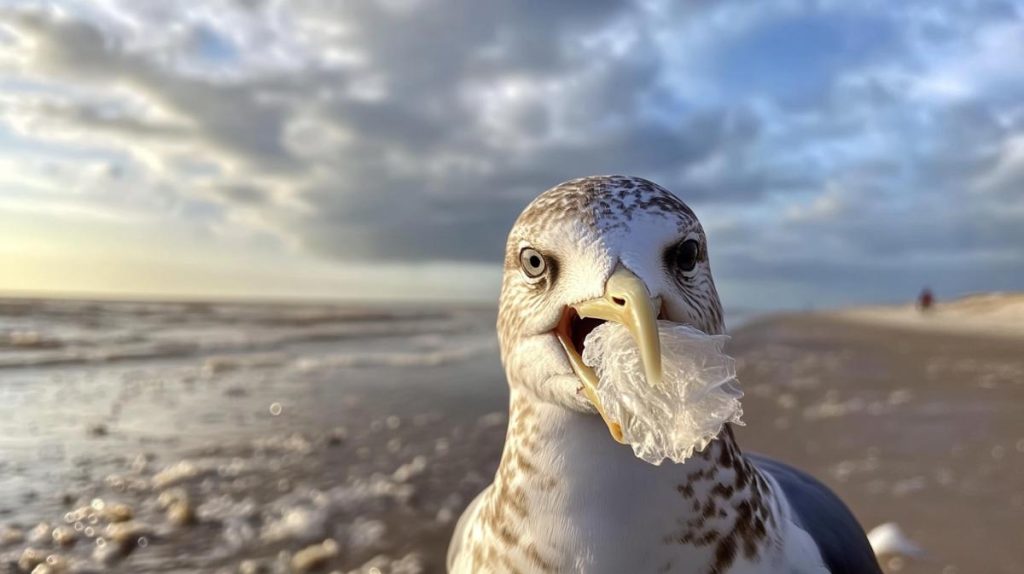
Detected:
[731,315,1024,574]
[1,311,1021,572]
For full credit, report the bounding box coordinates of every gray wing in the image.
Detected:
[446,485,490,572]
[749,454,883,574]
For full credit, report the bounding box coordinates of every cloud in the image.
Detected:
[974,134,1024,198]
[0,0,1022,305]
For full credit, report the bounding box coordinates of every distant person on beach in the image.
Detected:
[917,287,934,312]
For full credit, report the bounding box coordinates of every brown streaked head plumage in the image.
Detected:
[496,175,725,411]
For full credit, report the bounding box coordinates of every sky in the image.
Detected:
[0,0,1022,309]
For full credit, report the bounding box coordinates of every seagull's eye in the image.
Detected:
[669,239,701,273]
[519,247,547,279]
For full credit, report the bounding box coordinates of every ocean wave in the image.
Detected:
[0,341,200,369]
[0,299,495,369]
[291,338,498,371]
[1,330,65,350]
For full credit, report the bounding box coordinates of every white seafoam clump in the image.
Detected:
[582,321,744,465]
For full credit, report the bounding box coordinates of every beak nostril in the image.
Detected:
[612,296,626,306]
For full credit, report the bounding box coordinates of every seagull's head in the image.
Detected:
[497,176,724,441]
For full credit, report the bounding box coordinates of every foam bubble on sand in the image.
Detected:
[151,460,207,490]
[291,538,340,573]
[197,495,259,524]
[256,470,418,548]
[392,456,428,482]
[252,433,315,455]
[349,551,425,574]
[17,547,46,571]
[261,505,329,544]
[583,321,744,465]
[326,475,416,512]
[867,522,923,557]
[347,517,388,553]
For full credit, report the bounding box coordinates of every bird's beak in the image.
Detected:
[555,266,662,444]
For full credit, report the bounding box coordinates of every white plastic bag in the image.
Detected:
[582,321,744,465]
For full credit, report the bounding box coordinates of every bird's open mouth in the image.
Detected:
[556,307,607,358]
[556,305,667,358]
[553,267,666,444]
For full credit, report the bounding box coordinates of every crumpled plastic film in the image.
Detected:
[581,320,744,465]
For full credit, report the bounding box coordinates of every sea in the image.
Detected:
[0,296,763,572]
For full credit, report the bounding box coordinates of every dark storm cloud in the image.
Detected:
[1,0,1023,303]
[290,114,746,261]
[3,3,769,256]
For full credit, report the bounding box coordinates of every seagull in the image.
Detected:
[447,176,882,574]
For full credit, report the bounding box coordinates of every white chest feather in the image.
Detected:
[449,400,828,574]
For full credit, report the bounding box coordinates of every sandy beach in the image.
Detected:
[731,313,1023,574]
[0,298,1021,573]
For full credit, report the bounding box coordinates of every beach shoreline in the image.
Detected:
[0,301,1020,573]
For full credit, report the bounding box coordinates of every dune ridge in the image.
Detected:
[830,292,1024,339]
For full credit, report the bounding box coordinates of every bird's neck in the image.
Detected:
[485,390,784,571]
